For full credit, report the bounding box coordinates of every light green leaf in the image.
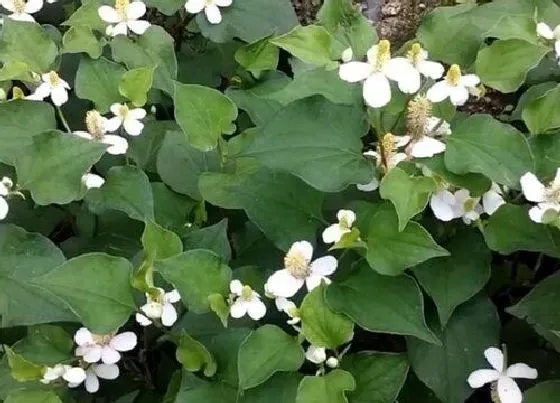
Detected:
[483,15,539,43]
[174,83,238,151]
[111,26,177,95]
[156,249,231,313]
[182,219,231,262]
[444,114,534,188]
[326,264,439,344]
[299,285,354,349]
[484,204,560,258]
[208,293,229,327]
[342,352,409,403]
[13,325,73,366]
[238,324,304,391]
[62,0,106,31]
[512,82,557,121]
[0,20,58,73]
[196,0,298,44]
[414,229,490,326]
[243,97,370,192]
[5,390,61,403]
[475,39,550,92]
[522,85,560,134]
[530,133,560,179]
[119,66,155,107]
[0,224,76,327]
[5,347,44,382]
[85,166,155,221]
[15,131,106,205]
[296,369,355,403]
[62,26,103,59]
[142,220,182,260]
[407,296,500,403]
[0,100,56,165]
[379,167,437,231]
[271,25,339,67]
[0,61,35,82]
[235,36,279,77]
[32,253,136,334]
[75,56,127,113]
[366,205,449,276]
[176,332,217,377]
[525,380,560,403]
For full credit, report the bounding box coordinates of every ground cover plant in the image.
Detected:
[0,0,560,402]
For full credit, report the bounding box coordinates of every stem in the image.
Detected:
[56,107,71,134]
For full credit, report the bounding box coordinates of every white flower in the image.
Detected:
[322,209,356,244]
[43,364,87,386]
[74,110,128,155]
[521,169,560,223]
[275,297,301,326]
[0,176,13,220]
[135,287,181,327]
[482,183,506,215]
[305,345,326,364]
[430,189,458,222]
[31,71,71,106]
[1,0,42,22]
[82,173,105,189]
[363,134,410,173]
[229,280,266,321]
[84,364,119,393]
[326,357,339,368]
[265,241,337,298]
[339,40,420,108]
[537,22,560,58]
[98,0,150,36]
[468,347,537,403]
[431,185,504,222]
[106,103,146,136]
[407,117,450,158]
[185,0,232,24]
[341,47,353,62]
[427,64,480,106]
[74,327,137,365]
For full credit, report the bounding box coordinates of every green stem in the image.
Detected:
[56,107,71,134]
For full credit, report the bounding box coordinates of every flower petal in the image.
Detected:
[265,269,304,298]
[322,224,344,244]
[123,118,144,136]
[449,86,469,106]
[426,81,450,103]
[520,172,547,202]
[94,363,120,380]
[135,313,152,326]
[82,173,105,189]
[537,22,554,39]
[460,74,480,88]
[289,240,314,261]
[230,300,248,318]
[0,197,9,220]
[63,367,87,384]
[161,302,178,326]
[32,83,51,100]
[305,345,326,364]
[310,255,338,277]
[247,298,266,320]
[337,209,356,226]
[165,289,181,303]
[363,72,391,108]
[506,363,538,379]
[467,369,500,388]
[24,0,43,14]
[104,116,122,132]
[101,346,121,364]
[110,22,128,36]
[98,5,121,23]
[338,61,372,83]
[205,4,222,24]
[102,134,128,155]
[357,176,379,192]
[215,0,232,6]
[484,347,504,372]
[305,274,328,291]
[85,370,99,393]
[110,332,137,352]
[127,1,146,19]
[1,0,16,12]
[410,137,446,158]
[127,20,150,35]
[430,190,457,222]
[497,376,522,403]
[74,327,93,346]
[83,345,103,363]
[482,190,505,215]
[185,0,205,13]
[418,60,444,79]
[529,205,546,223]
[128,108,147,120]
[230,279,243,295]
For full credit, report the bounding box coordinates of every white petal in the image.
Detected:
[552,167,560,189]
[185,0,205,13]
[135,313,152,326]
[484,347,504,372]
[396,69,421,94]
[215,0,232,6]
[497,376,522,403]
[141,302,163,318]
[305,346,326,364]
[230,300,248,318]
[482,190,505,215]
[449,86,469,106]
[230,279,243,295]
[430,190,458,221]
[127,20,150,35]
[82,174,105,189]
[460,74,480,88]
[74,327,94,346]
[410,137,446,158]
[0,198,8,220]
[110,22,128,36]
[161,303,178,326]
[63,367,87,384]
[127,1,146,19]
[123,118,144,136]
[357,176,379,192]
[247,298,266,320]
[1,0,16,12]
[363,73,391,108]
[102,135,128,155]
[289,241,314,261]
[98,6,121,23]
[83,345,103,363]
[467,369,501,388]
[165,289,181,303]
[310,256,338,277]
[338,62,373,83]
[426,81,451,103]
[32,83,51,100]
[10,12,35,21]
[128,108,147,120]
[555,40,560,58]
[50,86,68,106]
[537,22,554,39]
[110,332,137,352]
[104,116,122,132]
[417,60,444,79]
[389,152,407,169]
[93,363,119,380]
[337,209,356,226]
[24,0,43,14]
[265,270,304,298]
[305,274,328,291]
[384,57,414,81]
[101,346,121,364]
[529,205,546,223]
[85,371,99,393]
[506,363,538,379]
[275,297,295,312]
[205,4,222,24]
[520,172,547,202]
[322,224,345,244]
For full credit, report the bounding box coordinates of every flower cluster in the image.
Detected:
[521,169,560,224]
[136,287,182,327]
[0,176,15,221]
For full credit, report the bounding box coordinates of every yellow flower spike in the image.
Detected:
[376,40,392,69]
[48,71,61,86]
[85,110,105,139]
[115,0,129,17]
[445,64,462,86]
[407,43,424,65]
[406,95,432,140]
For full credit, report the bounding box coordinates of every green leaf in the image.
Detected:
[407,296,500,403]
[235,36,279,77]
[111,26,177,95]
[176,332,217,377]
[511,82,557,121]
[62,26,103,59]
[326,264,439,344]
[379,167,437,231]
[13,325,73,366]
[62,0,106,31]
[271,25,339,67]
[525,380,560,403]
[522,85,560,134]
[5,390,61,403]
[508,271,560,333]
[196,0,298,44]
[4,347,44,382]
[182,219,232,262]
[444,114,534,188]
[199,163,324,250]
[476,39,550,93]
[530,133,560,179]
[156,249,232,313]
[243,97,370,192]
[144,0,183,15]
[342,352,409,403]
[85,166,155,221]
[414,229,490,326]
[75,56,127,113]
[0,61,35,82]
[241,373,303,403]
[238,324,304,391]
[32,253,136,333]
[296,369,355,403]
[208,293,229,327]
[152,182,195,232]
[0,20,58,73]
[0,100,56,165]
[142,220,182,260]
[118,66,155,107]
[15,131,106,206]
[482,15,539,43]
[299,285,354,349]
[365,206,449,276]
[0,224,75,327]
[484,204,560,257]
[174,83,238,151]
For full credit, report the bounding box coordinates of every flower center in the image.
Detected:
[240,285,253,301]
[445,64,462,86]
[546,184,560,203]
[13,0,25,13]
[119,105,130,119]
[379,133,399,171]
[85,110,105,139]
[48,71,61,87]
[115,0,129,18]
[204,0,214,4]
[463,197,479,212]
[406,95,432,140]
[91,333,114,345]
[407,43,424,66]
[285,251,311,278]
[373,40,391,71]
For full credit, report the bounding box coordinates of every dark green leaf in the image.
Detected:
[182,219,232,262]
[296,369,355,403]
